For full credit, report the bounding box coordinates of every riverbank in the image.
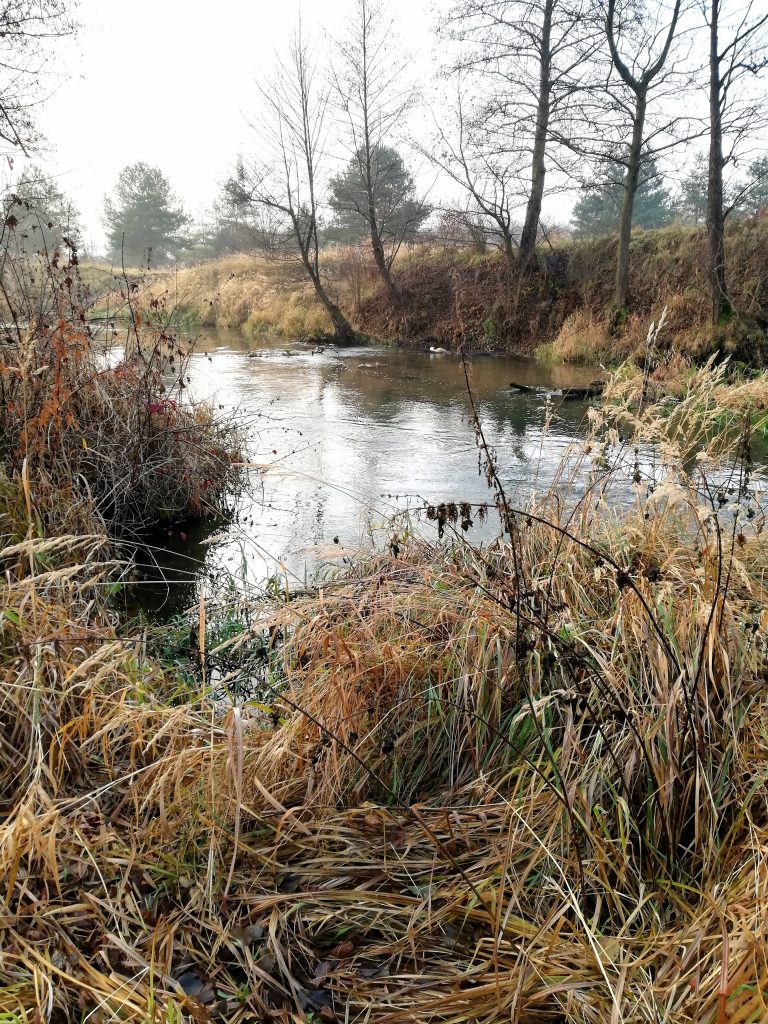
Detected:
[144,249,371,339]
[362,219,768,363]
[142,218,768,365]
[2,354,768,1021]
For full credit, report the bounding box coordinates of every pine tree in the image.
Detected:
[571,158,675,238]
[328,145,429,247]
[739,155,768,216]
[676,154,709,225]
[103,163,188,267]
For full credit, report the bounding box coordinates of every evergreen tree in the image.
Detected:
[672,153,768,225]
[6,165,82,252]
[738,155,768,216]
[103,163,188,267]
[674,153,746,226]
[571,158,675,238]
[328,145,429,247]
[208,166,274,257]
[676,154,709,226]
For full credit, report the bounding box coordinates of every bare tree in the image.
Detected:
[418,81,527,268]
[443,0,600,273]
[700,0,768,325]
[603,0,686,306]
[233,27,356,344]
[0,1,76,154]
[331,0,419,307]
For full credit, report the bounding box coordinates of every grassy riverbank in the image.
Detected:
[362,219,768,363]
[2,344,768,1021]
[145,249,374,339]
[146,218,768,364]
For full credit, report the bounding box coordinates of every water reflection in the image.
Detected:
[124,331,611,616]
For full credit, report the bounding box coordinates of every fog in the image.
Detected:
[13,0,437,252]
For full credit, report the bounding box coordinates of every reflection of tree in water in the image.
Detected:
[479,393,536,441]
[122,510,233,621]
[335,352,599,432]
[130,337,610,615]
[480,389,594,442]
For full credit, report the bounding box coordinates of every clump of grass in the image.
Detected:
[0,199,242,539]
[0,321,240,540]
[604,345,768,447]
[549,307,617,363]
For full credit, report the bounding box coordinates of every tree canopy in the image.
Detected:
[102,163,188,267]
[6,165,82,253]
[328,146,430,248]
[571,159,675,238]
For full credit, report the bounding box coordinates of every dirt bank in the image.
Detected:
[142,218,768,364]
[356,218,768,363]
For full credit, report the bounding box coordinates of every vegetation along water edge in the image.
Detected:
[136,218,768,366]
[3,291,768,1019]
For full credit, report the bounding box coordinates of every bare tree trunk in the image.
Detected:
[325,297,358,344]
[368,194,400,305]
[502,231,515,270]
[615,92,646,308]
[245,28,359,347]
[333,0,413,312]
[706,0,730,325]
[303,257,357,343]
[362,51,401,306]
[605,0,682,308]
[519,0,553,273]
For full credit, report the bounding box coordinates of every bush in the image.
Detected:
[0,199,241,537]
[0,323,240,536]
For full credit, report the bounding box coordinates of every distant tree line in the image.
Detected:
[13,145,766,276]
[571,154,768,237]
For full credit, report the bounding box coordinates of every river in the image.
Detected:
[125,331,616,614]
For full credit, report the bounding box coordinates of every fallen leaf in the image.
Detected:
[313,960,334,982]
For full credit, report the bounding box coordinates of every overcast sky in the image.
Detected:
[9,0,765,254]
[15,0,439,252]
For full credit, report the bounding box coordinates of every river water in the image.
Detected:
[126,331,613,614]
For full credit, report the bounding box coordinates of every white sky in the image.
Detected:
[16,0,440,252]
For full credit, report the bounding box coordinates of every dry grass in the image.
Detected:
[143,248,383,339]
[0,319,241,538]
[80,219,768,362]
[0,200,241,539]
[2,338,768,1021]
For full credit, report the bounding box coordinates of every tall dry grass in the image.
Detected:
[0,297,241,539]
[143,247,384,339]
[2,322,768,1021]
